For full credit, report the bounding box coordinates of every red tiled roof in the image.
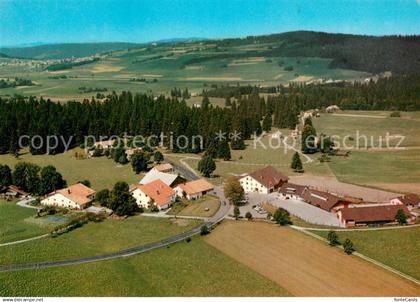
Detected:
[301,188,345,211]
[137,179,175,207]
[56,183,96,207]
[397,194,420,207]
[340,204,411,223]
[248,166,288,189]
[279,183,308,196]
[178,179,214,196]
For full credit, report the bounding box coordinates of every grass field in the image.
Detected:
[327,149,420,194]
[0,148,139,190]
[313,111,420,148]
[0,200,49,243]
[167,195,220,217]
[0,238,289,297]
[205,220,420,296]
[312,227,420,280]
[0,216,200,265]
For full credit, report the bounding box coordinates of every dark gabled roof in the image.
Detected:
[248,166,289,188]
[397,194,420,206]
[340,204,411,223]
[301,188,345,211]
[279,183,308,196]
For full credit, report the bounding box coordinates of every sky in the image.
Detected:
[0,0,419,47]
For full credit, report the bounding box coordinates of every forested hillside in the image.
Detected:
[0,42,140,59]
[211,31,420,75]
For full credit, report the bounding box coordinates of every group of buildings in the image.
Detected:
[40,162,215,212]
[238,166,419,227]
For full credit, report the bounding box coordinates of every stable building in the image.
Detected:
[239,166,289,194]
[337,204,412,227]
[390,194,420,210]
[139,169,185,188]
[279,183,308,200]
[301,188,350,212]
[41,183,96,210]
[175,179,214,200]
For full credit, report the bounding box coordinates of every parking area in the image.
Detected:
[238,192,343,227]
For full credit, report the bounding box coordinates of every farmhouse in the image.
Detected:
[239,166,289,194]
[139,169,185,188]
[337,204,412,227]
[153,163,174,173]
[390,194,420,210]
[94,139,115,149]
[41,183,96,210]
[131,179,176,210]
[1,185,28,199]
[175,179,214,200]
[301,188,350,212]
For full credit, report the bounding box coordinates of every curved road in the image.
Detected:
[0,174,230,273]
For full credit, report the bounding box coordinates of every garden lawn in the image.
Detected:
[312,227,420,280]
[0,216,200,265]
[0,238,290,297]
[168,195,220,217]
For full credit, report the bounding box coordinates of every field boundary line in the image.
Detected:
[290,225,420,286]
[293,223,420,232]
[0,233,49,247]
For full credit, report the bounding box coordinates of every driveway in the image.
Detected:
[246,192,343,227]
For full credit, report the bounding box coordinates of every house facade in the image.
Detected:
[131,179,176,210]
[239,166,289,194]
[41,183,96,210]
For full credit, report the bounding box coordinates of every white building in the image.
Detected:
[131,179,176,210]
[41,183,96,210]
[139,168,184,188]
[239,166,289,194]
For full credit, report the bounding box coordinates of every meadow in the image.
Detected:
[0,238,289,297]
[0,148,140,191]
[0,200,49,243]
[312,227,420,280]
[0,216,200,265]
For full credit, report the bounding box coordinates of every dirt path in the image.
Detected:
[205,221,420,296]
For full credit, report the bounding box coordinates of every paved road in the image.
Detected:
[164,155,199,181]
[0,186,230,273]
[248,192,343,227]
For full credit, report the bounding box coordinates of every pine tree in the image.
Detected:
[291,152,303,172]
[197,156,216,177]
[301,124,317,154]
[217,140,231,161]
[262,113,272,132]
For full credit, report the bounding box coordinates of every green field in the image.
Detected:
[168,195,220,217]
[0,148,139,191]
[313,111,420,148]
[0,41,369,101]
[0,200,49,243]
[0,216,199,265]
[327,149,420,193]
[0,238,289,297]
[312,227,420,280]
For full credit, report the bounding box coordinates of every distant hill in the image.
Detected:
[0,42,141,60]
[211,31,420,75]
[0,53,9,58]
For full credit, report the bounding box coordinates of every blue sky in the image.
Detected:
[0,0,419,47]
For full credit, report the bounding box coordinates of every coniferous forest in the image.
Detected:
[0,74,419,156]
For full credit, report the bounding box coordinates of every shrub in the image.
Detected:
[327,231,340,246]
[245,212,253,220]
[343,239,355,255]
[273,208,292,226]
[390,111,401,117]
[200,225,210,236]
